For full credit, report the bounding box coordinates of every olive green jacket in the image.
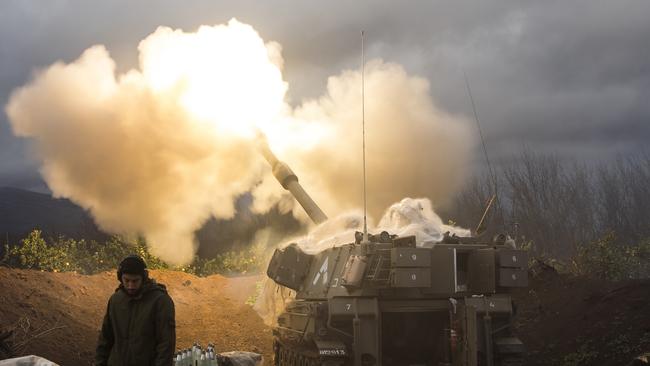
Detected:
[95,280,175,366]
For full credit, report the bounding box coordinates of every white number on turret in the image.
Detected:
[345,303,352,311]
[411,274,417,281]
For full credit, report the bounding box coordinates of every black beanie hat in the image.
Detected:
[117,255,147,281]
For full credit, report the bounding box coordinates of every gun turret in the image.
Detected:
[257,135,328,224]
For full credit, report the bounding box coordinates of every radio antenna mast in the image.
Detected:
[361,30,369,243]
[464,70,505,230]
[464,71,497,194]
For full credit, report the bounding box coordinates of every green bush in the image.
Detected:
[560,341,598,366]
[4,230,71,272]
[1,230,266,276]
[573,232,650,280]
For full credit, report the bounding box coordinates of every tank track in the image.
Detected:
[274,340,321,366]
[498,356,524,366]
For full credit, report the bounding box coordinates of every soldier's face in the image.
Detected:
[122,273,143,295]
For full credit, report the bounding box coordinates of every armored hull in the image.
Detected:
[267,234,527,366]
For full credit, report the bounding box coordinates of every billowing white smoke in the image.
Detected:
[253,60,474,221]
[6,19,473,265]
[377,197,470,243]
[6,20,278,264]
[283,197,470,254]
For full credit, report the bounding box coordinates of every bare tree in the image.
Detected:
[446,150,650,262]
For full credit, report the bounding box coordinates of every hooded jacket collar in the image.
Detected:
[116,279,167,300]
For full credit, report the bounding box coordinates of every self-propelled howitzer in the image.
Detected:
[261,142,527,366]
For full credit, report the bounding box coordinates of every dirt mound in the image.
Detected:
[513,263,650,365]
[0,268,271,365]
[1,264,649,365]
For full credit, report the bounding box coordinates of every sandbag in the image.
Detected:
[0,356,59,366]
[629,353,650,365]
[219,351,263,366]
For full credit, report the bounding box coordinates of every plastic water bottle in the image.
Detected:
[205,347,215,366]
[185,349,192,366]
[207,343,218,366]
[180,350,187,366]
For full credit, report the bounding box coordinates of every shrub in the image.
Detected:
[1,230,266,277]
[4,230,71,272]
[573,232,650,280]
[560,341,598,366]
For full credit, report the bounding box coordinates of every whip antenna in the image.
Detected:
[464,71,505,231]
[362,30,368,243]
[464,71,496,194]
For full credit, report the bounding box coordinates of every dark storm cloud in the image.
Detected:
[412,1,650,161]
[2,0,650,188]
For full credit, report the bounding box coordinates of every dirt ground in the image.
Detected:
[0,268,272,365]
[513,262,650,365]
[1,265,649,366]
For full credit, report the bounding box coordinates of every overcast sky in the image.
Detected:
[2,0,649,191]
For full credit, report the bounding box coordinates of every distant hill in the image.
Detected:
[0,187,301,256]
[0,187,109,246]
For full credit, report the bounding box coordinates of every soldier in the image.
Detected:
[95,255,175,366]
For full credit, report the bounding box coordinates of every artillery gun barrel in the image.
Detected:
[258,135,328,224]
